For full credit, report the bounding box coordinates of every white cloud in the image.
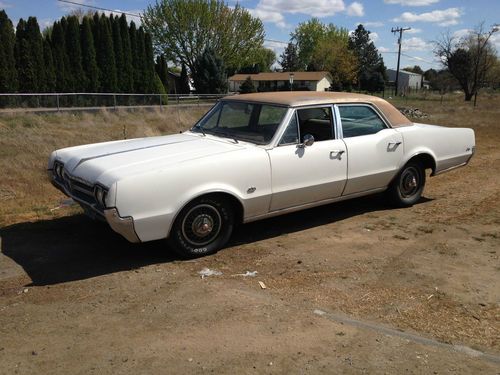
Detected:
[406,28,422,33]
[346,2,364,17]
[0,1,13,8]
[393,7,462,26]
[378,46,391,52]
[452,28,472,40]
[249,8,288,29]
[384,0,439,6]
[401,36,430,51]
[253,0,346,19]
[360,21,384,28]
[370,31,379,42]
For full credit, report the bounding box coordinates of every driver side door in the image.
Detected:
[267,106,347,211]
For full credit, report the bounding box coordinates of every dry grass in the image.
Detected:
[0,105,209,226]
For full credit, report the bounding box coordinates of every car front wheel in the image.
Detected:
[168,196,234,258]
[388,161,426,207]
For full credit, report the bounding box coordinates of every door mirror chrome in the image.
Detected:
[299,134,315,148]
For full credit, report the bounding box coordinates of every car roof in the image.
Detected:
[222,91,413,128]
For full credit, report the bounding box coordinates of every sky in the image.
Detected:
[2,0,500,71]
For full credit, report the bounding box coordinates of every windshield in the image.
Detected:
[192,101,288,145]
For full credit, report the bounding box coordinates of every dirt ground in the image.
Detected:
[1,98,499,374]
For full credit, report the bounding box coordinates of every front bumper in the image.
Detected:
[104,208,141,243]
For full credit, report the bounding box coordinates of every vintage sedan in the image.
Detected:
[48,92,475,257]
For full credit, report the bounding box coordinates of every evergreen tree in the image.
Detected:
[155,54,169,92]
[192,47,228,94]
[129,21,141,92]
[179,64,190,94]
[0,10,18,93]
[25,17,45,92]
[239,76,257,93]
[144,32,156,93]
[279,43,300,72]
[51,21,70,92]
[348,24,385,91]
[80,16,99,92]
[65,16,84,91]
[43,39,56,92]
[15,19,37,93]
[96,14,117,92]
[133,25,147,92]
[111,15,125,92]
[119,14,134,92]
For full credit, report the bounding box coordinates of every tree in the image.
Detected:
[15,19,38,93]
[43,39,56,92]
[403,65,424,75]
[239,76,257,93]
[111,15,125,92]
[279,43,301,72]
[155,54,169,92]
[51,21,70,91]
[0,10,18,93]
[144,32,156,93]
[191,47,228,94]
[179,64,190,94]
[434,24,498,101]
[65,16,84,91]
[143,0,264,74]
[80,16,99,92]
[119,14,134,92]
[237,47,275,74]
[348,24,386,91]
[96,14,117,92]
[291,18,349,71]
[310,37,357,90]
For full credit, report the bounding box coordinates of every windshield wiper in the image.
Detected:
[193,123,206,136]
[210,128,238,143]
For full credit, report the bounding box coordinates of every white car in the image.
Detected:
[48,92,475,257]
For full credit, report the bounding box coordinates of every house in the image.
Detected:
[386,69,423,93]
[228,71,333,92]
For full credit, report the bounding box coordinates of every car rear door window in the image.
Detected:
[339,105,386,138]
[297,107,334,142]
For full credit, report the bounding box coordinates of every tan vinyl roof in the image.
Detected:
[222,91,413,128]
[229,71,332,82]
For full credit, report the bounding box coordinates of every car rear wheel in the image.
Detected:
[388,161,426,207]
[168,196,234,258]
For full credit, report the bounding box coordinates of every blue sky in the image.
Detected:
[2,0,499,71]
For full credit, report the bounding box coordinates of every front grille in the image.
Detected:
[59,171,103,214]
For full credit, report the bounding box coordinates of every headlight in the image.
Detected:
[94,185,108,208]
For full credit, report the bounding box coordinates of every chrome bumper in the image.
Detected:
[104,208,141,243]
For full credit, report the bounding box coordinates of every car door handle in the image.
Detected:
[330,150,345,159]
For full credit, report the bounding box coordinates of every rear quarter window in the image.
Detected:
[339,105,386,138]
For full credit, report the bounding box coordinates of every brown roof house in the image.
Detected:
[228,71,333,92]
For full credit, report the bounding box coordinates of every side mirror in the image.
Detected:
[299,134,315,148]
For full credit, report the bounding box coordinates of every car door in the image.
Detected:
[336,104,404,196]
[267,106,347,211]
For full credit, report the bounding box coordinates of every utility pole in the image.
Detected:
[391,27,411,96]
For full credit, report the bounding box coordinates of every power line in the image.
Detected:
[57,0,142,18]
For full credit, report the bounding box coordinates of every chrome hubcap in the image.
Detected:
[400,167,420,198]
[192,214,214,236]
[181,204,222,246]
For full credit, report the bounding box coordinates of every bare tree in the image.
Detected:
[434,23,498,102]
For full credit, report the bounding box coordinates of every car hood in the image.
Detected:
[55,133,246,186]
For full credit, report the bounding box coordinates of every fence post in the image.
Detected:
[159,94,162,110]
[197,95,200,106]
[113,94,117,110]
[56,94,60,112]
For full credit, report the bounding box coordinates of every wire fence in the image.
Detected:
[0,93,233,112]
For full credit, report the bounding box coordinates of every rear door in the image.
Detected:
[336,104,404,195]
